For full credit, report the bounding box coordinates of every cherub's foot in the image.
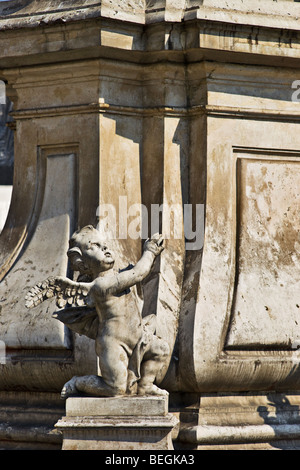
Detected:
[61,376,79,399]
[137,384,169,396]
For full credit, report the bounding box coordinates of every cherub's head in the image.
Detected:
[67,225,115,279]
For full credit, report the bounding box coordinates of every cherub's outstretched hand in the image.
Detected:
[144,233,164,256]
[25,276,91,309]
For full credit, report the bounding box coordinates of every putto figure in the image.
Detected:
[25,226,169,398]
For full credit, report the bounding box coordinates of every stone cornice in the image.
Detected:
[10,102,300,123]
[1,15,300,72]
[1,0,300,31]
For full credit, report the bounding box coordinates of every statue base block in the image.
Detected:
[55,396,178,450]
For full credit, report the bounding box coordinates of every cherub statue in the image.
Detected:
[25,225,169,398]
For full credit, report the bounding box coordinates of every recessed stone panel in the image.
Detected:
[226,154,300,349]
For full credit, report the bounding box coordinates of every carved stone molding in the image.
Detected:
[177,129,300,392]
[173,392,300,450]
[1,1,300,30]
[56,396,178,450]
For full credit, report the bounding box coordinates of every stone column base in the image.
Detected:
[55,396,178,450]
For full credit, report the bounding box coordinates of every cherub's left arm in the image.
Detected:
[98,234,164,296]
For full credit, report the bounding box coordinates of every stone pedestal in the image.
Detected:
[55,396,178,451]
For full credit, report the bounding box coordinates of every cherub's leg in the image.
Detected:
[61,337,129,398]
[96,338,129,396]
[137,336,169,396]
[61,374,115,399]
[61,376,79,398]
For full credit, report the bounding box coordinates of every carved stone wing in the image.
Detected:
[25,276,91,310]
[52,307,99,340]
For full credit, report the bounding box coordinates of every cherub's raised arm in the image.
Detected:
[25,276,94,309]
[98,234,164,295]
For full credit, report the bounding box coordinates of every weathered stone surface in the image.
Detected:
[56,396,178,450]
[0,391,64,450]
[1,1,300,31]
[65,396,169,417]
[173,392,300,450]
